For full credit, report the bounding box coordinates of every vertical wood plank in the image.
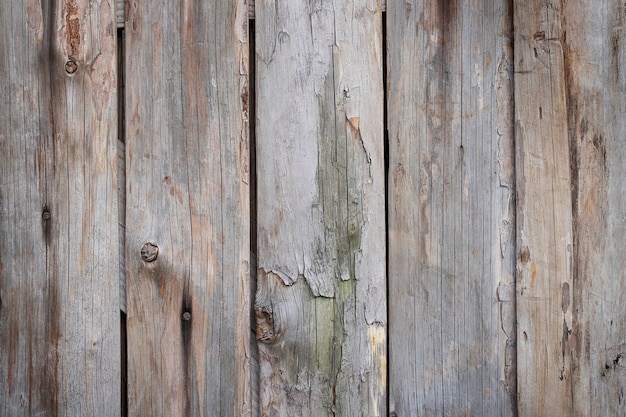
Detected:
[514,0,575,414]
[254,0,386,415]
[124,0,252,415]
[387,0,517,415]
[562,1,626,415]
[0,0,120,415]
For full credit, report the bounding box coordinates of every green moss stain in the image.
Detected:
[315,46,366,289]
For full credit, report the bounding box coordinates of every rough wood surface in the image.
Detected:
[387,0,516,415]
[247,0,385,20]
[254,0,386,415]
[514,0,575,414]
[562,1,626,415]
[116,0,125,28]
[0,0,120,415]
[124,0,252,415]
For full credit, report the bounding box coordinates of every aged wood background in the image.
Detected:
[124,0,251,415]
[1,0,625,416]
[0,0,121,415]
[254,0,386,415]
[387,0,517,415]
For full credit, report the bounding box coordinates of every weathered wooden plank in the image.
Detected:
[0,0,120,415]
[247,0,386,20]
[116,0,125,28]
[387,0,516,415]
[514,0,575,414]
[562,1,626,415]
[124,0,252,415]
[254,0,386,415]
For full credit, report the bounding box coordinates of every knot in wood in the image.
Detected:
[140,242,159,262]
[65,60,77,74]
[255,306,277,344]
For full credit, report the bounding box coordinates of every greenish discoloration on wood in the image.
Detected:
[255,0,386,415]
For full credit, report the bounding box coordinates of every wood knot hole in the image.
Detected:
[255,307,277,344]
[140,242,159,262]
[65,60,77,74]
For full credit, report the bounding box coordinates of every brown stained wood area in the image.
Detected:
[124,0,251,416]
[562,1,626,415]
[515,0,574,414]
[2,0,626,416]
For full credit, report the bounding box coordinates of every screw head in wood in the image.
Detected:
[42,210,51,220]
[140,242,159,262]
[65,60,77,74]
[182,312,191,321]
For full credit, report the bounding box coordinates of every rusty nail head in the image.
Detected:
[65,60,77,74]
[140,242,159,262]
[182,312,191,321]
[42,211,51,220]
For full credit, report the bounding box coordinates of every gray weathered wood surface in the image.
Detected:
[563,1,626,415]
[124,0,252,415]
[514,0,575,414]
[387,0,516,415]
[3,1,626,416]
[0,0,121,415]
[254,0,386,415]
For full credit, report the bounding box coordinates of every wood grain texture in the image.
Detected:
[247,0,386,19]
[254,0,386,415]
[387,0,517,415]
[514,0,575,414]
[0,0,120,415]
[562,1,626,415]
[124,0,252,415]
[119,139,127,314]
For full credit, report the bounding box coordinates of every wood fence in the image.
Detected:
[1,0,625,416]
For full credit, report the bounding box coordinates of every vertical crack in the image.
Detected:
[382,9,390,417]
[117,24,128,417]
[248,17,260,417]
